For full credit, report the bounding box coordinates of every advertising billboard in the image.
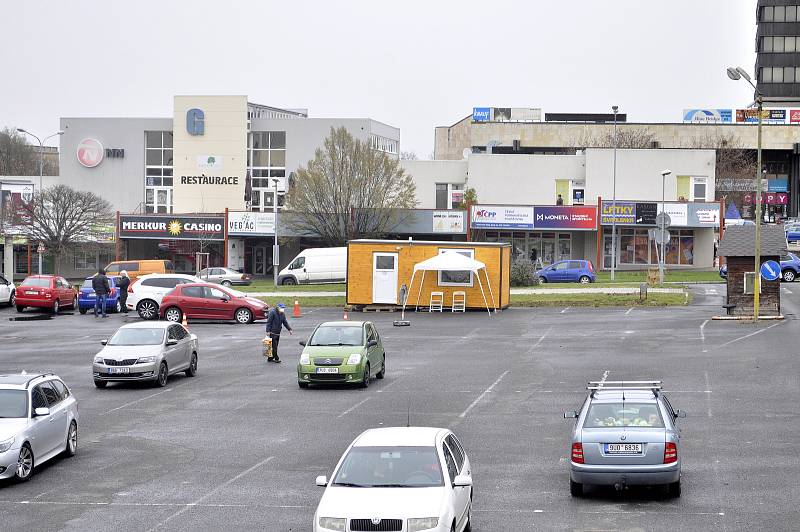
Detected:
[735,109,786,124]
[791,110,800,124]
[432,211,465,233]
[119,214,225,240]
[472,107,491,121]
[470,205,534,229]
[600,201,636,225]
[533,206,596,230]
[227,211,275,236]
[682,109,733,123]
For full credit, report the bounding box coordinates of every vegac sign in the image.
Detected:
[227,211,275,235]
[119,215,225,240]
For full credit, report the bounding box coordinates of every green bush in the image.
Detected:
[510,260,538,287]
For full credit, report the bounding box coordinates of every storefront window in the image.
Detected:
[607,228,695,267]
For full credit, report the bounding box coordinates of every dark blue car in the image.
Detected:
[78,276,122,314]
[536,260,596,284]
[719,252,800,282]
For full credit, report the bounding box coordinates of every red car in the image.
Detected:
[159,282,269,324]
[16,275,77,313]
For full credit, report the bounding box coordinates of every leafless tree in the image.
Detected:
[684,131,756,181]
[0,127,58,175]
[577,126,657,149]
[21,185,114,273]
[400,151,418,160]
[286,127,418,246]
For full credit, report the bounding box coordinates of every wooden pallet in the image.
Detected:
[362,305,398,312]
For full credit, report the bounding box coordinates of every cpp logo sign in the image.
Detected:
[474,209,496,219]
[77,138,104,168]
[186,108,205,135]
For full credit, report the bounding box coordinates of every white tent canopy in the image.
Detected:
[403,251,497,315]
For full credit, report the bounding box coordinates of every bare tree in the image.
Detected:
[21,185,114,273]
[577,126,657,149]
[400,151,418,160]
[286,127,417,246]
[684,131,756,181]
[0,127,58,176]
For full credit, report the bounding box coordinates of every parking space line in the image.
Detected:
[458,370,509,418]
[100,385,183,416]
[338,397,370,418]
[529,327,552,352]
[700,319,708,352]
[712,321,784,350]
[625,307,633,315]
[560,307,570,314]
[146,455,275,532]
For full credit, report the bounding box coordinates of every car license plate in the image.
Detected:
[25,291,38,295]
[315,367,339,374]
[108,367,130,374]
[604,443,642,454]
[88,293,95,298]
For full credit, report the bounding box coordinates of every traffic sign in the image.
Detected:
[760,260,781,281]
[655,212,671,229]
[649,228,671,245]
[36,244,45,254]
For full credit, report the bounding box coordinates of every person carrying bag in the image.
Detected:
[264,302,292,363]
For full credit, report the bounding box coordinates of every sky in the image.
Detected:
[0,0,758,158]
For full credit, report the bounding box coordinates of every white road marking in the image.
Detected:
[4,500,247,508]
[146,456,275,531]
[783,288,793,294]
[338,397,371,418]
[713,321,784,350]
[458,370,509,418]
[560,307,570,314]
[699,319,709,352]
[101,386,182,416]
[599,370,609,384]
[625,307,633,315]
[529,327,552,351]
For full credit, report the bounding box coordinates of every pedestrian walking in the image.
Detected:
[117,270,130,314]
[264,302,292,363]
[92,268,111,318]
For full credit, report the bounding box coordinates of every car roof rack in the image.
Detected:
[24,373,55,389]
[587,381,662,397]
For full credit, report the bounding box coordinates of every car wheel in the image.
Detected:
[16,305,24,313]
[155,362,168,387]
[281,277,297,286]
[360,363,370,388]
[376,354,385,379]
[114,300,122,313]
[164,306,183,323]
[666,480,681,498]
[298,381,309,389]
[579,275,591,284]
[539,276,547,283]
[52,300,60,314]
[222,280,232,286]
[15,444,33,482]
[64,421,77,457]
[783,269,796,282]
[570,479,583,497]
[234,307,253,324]
[71,296,77,309]
[8,291,14,307]
[137,300,158,320]
[93,380,107,388]
[185,353,198,377]
[79,307,87,315]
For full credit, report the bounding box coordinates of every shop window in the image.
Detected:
[74,251,96,270]
[438,248,474,287]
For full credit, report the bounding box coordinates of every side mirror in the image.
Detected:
[453,474,472,488]
[166,338,178,346]
[100,340,108,346]
[299,340,306,346]
[564,410,578,419]
[675,410,687,418]
[221,297,230,302]
[34,407,50,417]
[367,340,378,348]
[315,475,328,487]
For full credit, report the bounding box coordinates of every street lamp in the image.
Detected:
[659,169,672,285]
[610,105,619,280]
[272,178,280,288]
[727,66,763,320]
[16,128,64,193]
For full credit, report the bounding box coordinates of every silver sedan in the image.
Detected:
[92,322,199,388]
[564,381,685,497]
[198,267,253,286]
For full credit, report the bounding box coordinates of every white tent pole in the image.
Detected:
[415,270,426,311]
[403,270,417,317]
[476,270,492,316]
[484,267,498,312]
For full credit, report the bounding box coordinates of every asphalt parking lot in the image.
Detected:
[0,283,799,531]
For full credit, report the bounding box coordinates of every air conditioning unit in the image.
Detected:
[650,141,661,149]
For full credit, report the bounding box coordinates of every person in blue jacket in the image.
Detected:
[265,302,293,363]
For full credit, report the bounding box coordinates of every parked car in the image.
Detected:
[297,321,385,388]
[536,260,596,284]
[720,252,800,282]
[198,267,253,286]
[0,274,15,307]
[126,273,202,320]
[78,276,122,314]
[314,427,473,532]
[92,322,198,388]
[15,275,77,314]
[786,224,800,244]
[278,247,346,285]
[159,283,268,324]
[724,219,755,227]
[104,259,175,282]
[0,372,79,482]
[564,381,684,498]
[719,265,727,279]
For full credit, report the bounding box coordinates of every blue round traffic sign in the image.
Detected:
[760,260,781,281]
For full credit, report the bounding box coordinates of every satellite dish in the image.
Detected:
[462,148,471,159]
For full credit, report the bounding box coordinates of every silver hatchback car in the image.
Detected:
[93,322,199,388]
[564,381,685,497]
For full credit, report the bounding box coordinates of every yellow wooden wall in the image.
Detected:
[347,242,510,309]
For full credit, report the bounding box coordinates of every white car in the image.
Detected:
[314,427,473,532]
[0,372,79,482]
[0,274,15,307]
[127,273,202,320]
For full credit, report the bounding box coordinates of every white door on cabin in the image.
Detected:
[372,253,398,304]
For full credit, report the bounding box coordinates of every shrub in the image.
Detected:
[510,260,537,287]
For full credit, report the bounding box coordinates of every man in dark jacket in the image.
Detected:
[265,302,292,363]
[92,268,111,318]
[117,270,131,314]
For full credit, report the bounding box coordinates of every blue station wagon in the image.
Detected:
[537,260,596,284]
[78,276,123,314]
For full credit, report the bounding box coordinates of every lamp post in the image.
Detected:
[659,169,672,285]
[16,129,63,193]
[272,178,280,288]
[610,105,619,280]
[727,66,763,320]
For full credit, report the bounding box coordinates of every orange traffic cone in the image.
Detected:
[293,299,302,318]
[182,313,189,329]
[343,309,349,320]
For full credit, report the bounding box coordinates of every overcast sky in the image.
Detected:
[1,0,758,157]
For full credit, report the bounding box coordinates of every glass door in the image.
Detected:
[145,187,172,213]
[253,246,268,276]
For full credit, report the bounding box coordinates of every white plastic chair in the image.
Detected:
[429,292,444,312]
[452,291,466,312]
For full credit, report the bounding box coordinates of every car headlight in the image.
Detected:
[93,356,104,364]
[0,437,14,453]
[299,353,310,365]
[135,356,157,364]
[346,353,362,365]
[317,517,346,531]
[408,517,439,532]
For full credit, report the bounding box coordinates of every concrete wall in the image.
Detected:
[400,160,467,208]
[60,117,173,213]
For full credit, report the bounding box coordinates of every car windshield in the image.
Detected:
[584,402,664,428]
[108,328,165,346]
[0,390,28,418]
[309,326,364,346]
[332,446,444,488]
[21,278,50,287]
[82,279,93,288]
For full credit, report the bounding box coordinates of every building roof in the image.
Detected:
[717,225,787,257]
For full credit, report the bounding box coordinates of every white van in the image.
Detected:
[277,247,347,285]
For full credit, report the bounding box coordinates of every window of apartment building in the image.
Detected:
[691,177,707,201]
[759,66,800,83]
[761,5,800,22]
[761,36,799,53]
[435,183,464,209]
[145,131,174,213]
[248,132,286,212]
[369,134,398,155]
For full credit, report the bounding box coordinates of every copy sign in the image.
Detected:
[761,260,781,281]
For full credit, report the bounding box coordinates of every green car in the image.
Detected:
[297,321,386,389]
